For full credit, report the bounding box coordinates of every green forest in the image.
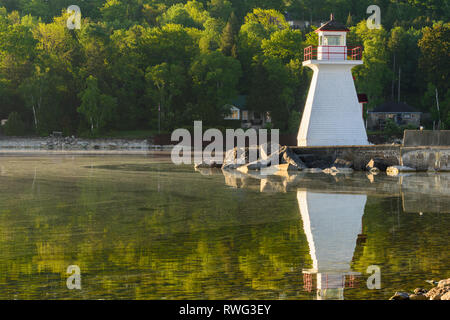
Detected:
[0,0,448,137]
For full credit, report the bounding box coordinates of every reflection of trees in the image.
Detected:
[0,158,311,299]
[348,196,450,299]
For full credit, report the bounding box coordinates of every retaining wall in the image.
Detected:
[403,130,450,147]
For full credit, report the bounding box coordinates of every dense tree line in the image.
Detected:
[0,0,448,136]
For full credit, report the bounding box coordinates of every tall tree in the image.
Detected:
[388,26,421,102]
[146,63,186,130]
[220,18,235,56]
[351,21,392,109]
[77,75,117,134]
[418,22,450,93]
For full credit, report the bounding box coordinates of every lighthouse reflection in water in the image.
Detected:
[297,191,366,300]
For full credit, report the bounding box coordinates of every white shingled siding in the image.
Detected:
[297,60,369,146]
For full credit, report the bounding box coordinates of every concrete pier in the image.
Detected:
[289,130,450,171]
[289,144,401,170]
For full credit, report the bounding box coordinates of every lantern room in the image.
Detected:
[318,14,348,60]
[304,14,362,61]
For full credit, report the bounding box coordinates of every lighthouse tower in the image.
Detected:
[297,14,368,146]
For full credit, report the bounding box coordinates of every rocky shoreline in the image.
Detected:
[196,145,426,176]
[0,135,174,151]
[390,278,450,300]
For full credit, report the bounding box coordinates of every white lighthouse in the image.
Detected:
[297,14,369,146]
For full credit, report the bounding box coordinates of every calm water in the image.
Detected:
[0,154,448,300]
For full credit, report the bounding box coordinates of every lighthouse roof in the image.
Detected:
[315,14,349,32]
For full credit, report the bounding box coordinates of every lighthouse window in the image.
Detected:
[325,35,342,46]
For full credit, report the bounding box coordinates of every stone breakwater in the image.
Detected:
[0,136,174,151]
[289,145,450,172]
[390,278,450,300]
[197,144,450,174]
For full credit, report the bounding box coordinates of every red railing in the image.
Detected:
[304,45,362,61]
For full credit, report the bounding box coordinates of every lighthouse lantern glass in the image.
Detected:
[317,31,347,60]
[324,35,342,46]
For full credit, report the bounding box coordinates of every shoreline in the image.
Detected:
[0,136,174,153]
[1,136,450,173]
[0,150,174,156]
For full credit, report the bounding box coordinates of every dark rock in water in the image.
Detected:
[365,158,391,171]
[279,146,307,170]
[333,158,353,169]
[389,292,410,300]
[308,159,333,169]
